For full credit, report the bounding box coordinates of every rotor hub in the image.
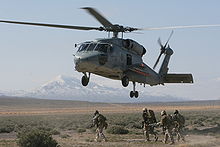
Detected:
[165,48,173,55]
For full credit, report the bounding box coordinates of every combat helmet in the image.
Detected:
[142,108,147,112]
[94,110,99,115]
[174,110,179,114]
[161,110,167,116]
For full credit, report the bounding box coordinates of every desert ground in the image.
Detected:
[0,96,220,147]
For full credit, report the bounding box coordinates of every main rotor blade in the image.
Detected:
[0,20,103,31]
[143,24,220,31]
[81,7,114,28]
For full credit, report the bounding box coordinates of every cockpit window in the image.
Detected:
[87,43,97,51]
[77,42,111,53]
[78,44,89,52]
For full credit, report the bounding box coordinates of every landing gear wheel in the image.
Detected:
[129,82,139,98]
[134,91,139,98]
[130,91,134,98]
[122,76,129,87]
[81,75,89,86]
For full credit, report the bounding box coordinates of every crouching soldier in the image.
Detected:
[93,110,108,142]
[172,110,185,142]
[160,110,175,145]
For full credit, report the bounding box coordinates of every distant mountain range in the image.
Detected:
[0,75,186,103]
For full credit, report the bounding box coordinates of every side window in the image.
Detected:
[95,44,107,53]
[127,54,132,65]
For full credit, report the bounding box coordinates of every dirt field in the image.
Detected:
[0,97,219,147]
[55,132,220,147]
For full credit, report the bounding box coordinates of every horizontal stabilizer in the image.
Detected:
[163,74,193,83]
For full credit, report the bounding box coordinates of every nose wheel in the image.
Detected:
[81,72,90,86]
[130,82,139,98]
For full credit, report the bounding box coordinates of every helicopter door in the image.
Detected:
[127,54,132,65]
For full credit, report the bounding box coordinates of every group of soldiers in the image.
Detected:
[142,108,185,145]
[92,108,185,145]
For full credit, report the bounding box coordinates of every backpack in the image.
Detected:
[177,114,185,126]
[161,114,174,128]
[167,114,175,126]
[149,109,157,123]
[97,114,107,123]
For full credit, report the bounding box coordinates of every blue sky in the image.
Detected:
[0,0,220,100]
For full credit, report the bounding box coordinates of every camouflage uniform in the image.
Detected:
[148,109,158,142]
[172,110,185,142]
[93,110,108,142]
[160,110,174,145]
[142,108,150,141]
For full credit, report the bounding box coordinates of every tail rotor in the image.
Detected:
[153,31,174,70]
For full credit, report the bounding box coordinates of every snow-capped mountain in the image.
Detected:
[25,75,130,102]
[2,75,185,103]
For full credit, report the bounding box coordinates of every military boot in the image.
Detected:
[170,136,175,145]
[102,138,107,142]
[154,136,158,142]
[163,134,168,144]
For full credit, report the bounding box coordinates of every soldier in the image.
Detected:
[160,110,175,145]
[149,110,157,124]
[172,110,185,142]
[142,108,150,141]
[148,109,158,142]
[92,110,108,142]
[142,108,150,123]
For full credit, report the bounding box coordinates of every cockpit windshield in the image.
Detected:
[77,42,111,53]
[77,43,89,52]
[87,43,97,51]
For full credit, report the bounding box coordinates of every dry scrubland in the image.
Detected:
[0,97,220,147]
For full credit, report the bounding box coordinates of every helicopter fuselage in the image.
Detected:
[74,38,160,86]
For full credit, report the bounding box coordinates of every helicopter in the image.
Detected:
[2,7,219,98]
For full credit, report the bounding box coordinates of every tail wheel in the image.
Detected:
[81,75,89,86]
[122,76,129,87]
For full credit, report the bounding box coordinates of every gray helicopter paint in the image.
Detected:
[74,45,123,79]
[74,38,160,85]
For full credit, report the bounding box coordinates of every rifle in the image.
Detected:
[148,122,161,128]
